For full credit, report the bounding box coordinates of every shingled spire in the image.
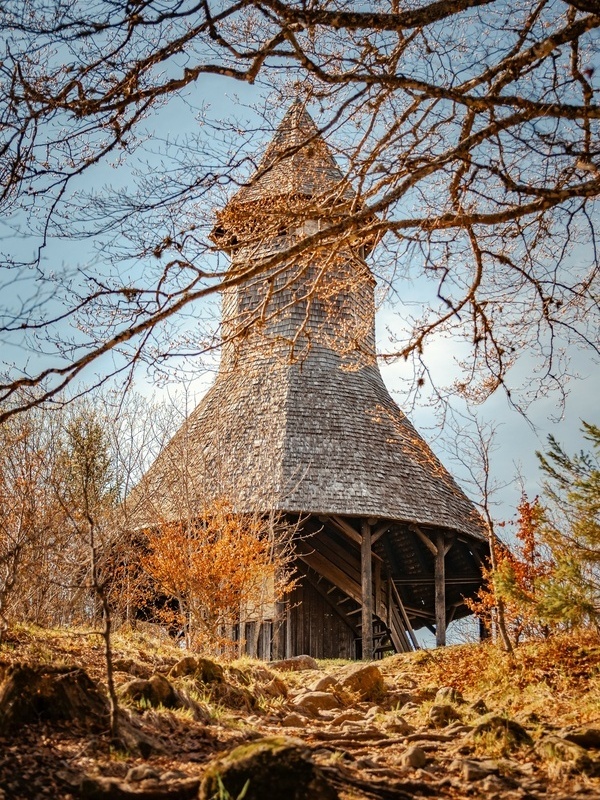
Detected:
[132,102,488,659]
[230,99,354,207]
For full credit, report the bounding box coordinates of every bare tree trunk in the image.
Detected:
[89,521,119,740]
[98,586,119,741]
[485,520,514,656]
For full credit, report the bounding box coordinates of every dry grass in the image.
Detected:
[381,631,600,729]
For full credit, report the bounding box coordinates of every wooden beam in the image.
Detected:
[374,559,383,619]
[297,544,362,603]
[444,536,456,556]
[402,604,435,620]
[387,603,412,653]
[435,532,446,647]
[371,520,391,544]
[410,524,438,555]
[286,602,293,657]
[447,601,461,626]
[272,600,286,660]
[361,520,374,661]
[329,515,362,545]
[390,579,420,650]
[272,543,286,660]
[238,620,246,657]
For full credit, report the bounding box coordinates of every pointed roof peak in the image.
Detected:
[269,98,319,147]
[228,101,353,208]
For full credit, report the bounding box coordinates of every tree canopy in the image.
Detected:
[1,0,599,417]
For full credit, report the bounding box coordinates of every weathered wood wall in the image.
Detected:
[285,565,358,659]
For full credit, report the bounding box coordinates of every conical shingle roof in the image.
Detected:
[130,103,486,548]
[230,99,355,207]
[133,351,485,542]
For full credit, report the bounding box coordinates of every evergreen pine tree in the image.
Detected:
[536,422,600,630]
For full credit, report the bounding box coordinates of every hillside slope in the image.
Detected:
[0,626,598,799]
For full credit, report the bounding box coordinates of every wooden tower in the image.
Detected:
[132,101,489,659]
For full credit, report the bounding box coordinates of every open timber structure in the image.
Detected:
[132,101,489,660]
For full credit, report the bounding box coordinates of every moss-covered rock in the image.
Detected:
[169,656,224,683]
[199,736,339,800]
[336,664,385,701]
[211,682,256,711]
[118,674,179,709]
[269,656,319,672]
[292,691,341,715]
[0,664,108,732]
[537,735,597,774]
[429,703,461,728]
[468,714,533,749]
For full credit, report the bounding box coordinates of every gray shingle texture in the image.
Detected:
[131,102,486,545]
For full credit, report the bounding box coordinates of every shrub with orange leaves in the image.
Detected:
[467,495,556,644]
[142,498,295,654]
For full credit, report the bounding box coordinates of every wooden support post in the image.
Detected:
[286,601,293,657]
[435,532,446,647]
[374,559,382,618]
[361,520,374,661]
[238,620,246,657]
[272,546,286,660]
[272,599,286,660]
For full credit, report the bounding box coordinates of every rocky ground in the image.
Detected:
[0,626,599,799]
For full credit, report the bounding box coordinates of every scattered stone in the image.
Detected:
[462,760,495,782]
[113,658,152,679]
[262,676,288,698]
[561,727,600,750]
[125,765,160,782]
[399,701,420,715]
[80,775,200,799]
[313,727,387,743]
[383,691,414,708]
[250,665,276,682]
[406,731,456,743]
[199,736,339,800]
[212,682,256,711]
[398,745,427,769]
[435,686,463,704]
[428,703,460,728]
[148,674,179,706]
[269,655,319,672]
[167,656,199,679]
[310,675,340,693]
[537,735,596,773]
[330,710,365,727]
[119,674,179,709]
[469,714,533,748]
[337,664,385,701]
[469,697,488,715]
[281,712,306,727]
[116,710,166,757]
[382,714,414,735]
[292,691,341,715]
[226,666,251,686]
[169,656,224,683]
[481,775,509,794]
[0,664,108,732]
[514,761,536,776]
[160,771,190,782]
